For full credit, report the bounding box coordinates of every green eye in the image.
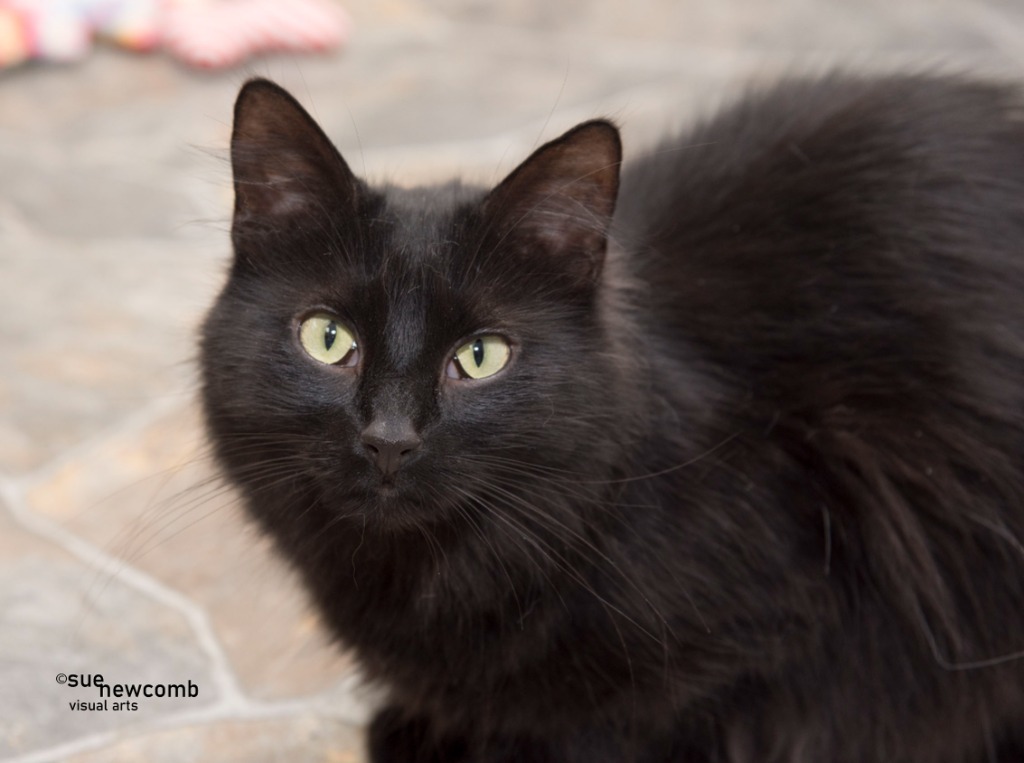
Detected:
[298,313,358,366]
[450,335,511,380]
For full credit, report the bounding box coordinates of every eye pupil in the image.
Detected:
[449,335,510,380]
[299,313,358,366]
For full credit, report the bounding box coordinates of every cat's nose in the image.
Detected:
[360,417,421,477]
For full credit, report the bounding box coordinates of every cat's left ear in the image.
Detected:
[483,120,621,284]
[230,78,358,225]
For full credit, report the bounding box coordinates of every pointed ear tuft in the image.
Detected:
[231,78,357,224]
[484,120,622,283]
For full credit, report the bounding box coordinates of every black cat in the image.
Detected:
[201,75,1024,762]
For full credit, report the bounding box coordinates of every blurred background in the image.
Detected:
[2,0,1023,760]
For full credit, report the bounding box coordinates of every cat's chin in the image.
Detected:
[331,481,453,534]
[367,498,451,534]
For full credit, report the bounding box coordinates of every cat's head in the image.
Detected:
[201,79,636,534]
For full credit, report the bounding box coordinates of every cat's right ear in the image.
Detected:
[230,79,358,226]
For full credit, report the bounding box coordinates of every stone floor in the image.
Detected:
[3,0,1024,760]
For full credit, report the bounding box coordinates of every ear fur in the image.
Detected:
[483,120,622,283]
[231,78,358,225]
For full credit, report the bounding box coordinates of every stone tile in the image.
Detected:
[255,25,702,152]
[0,498,218,758]
[0,232,225,475]
[0,59,234,242]
[407,0,991,59]
[956,0,1024,64]
[25,402,359,702]
[65,715,366,763]
[0,144,211,241]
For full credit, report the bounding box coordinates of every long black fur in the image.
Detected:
[201,74,1024,762]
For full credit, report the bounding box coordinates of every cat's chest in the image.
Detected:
[330,528,563,639]
[349,571,646,726]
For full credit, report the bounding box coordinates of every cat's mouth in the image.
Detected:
[337,471,458,532]
[368,493,447,533]
[376,478,400,497]
[335,470,419,507]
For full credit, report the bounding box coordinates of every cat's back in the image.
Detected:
[613,74,1024,391]
[610,73,1024,517]
[616,74,1024,254]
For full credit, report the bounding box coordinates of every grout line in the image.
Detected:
[1,692,367,763]
[0,478,249,713]
[1,406,373,761]
[0,199,38,239]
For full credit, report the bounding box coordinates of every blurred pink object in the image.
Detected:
[162,0,351,69]
[0,0,160,67]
